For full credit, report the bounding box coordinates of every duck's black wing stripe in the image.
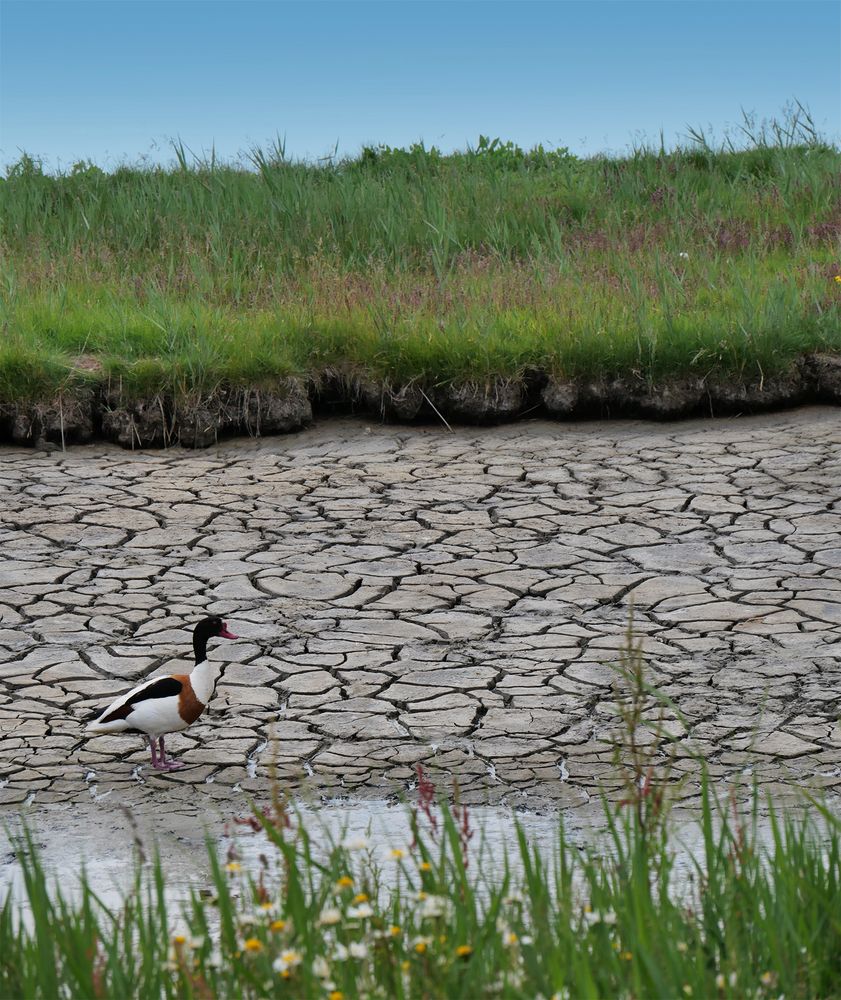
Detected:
[100,677,183,723]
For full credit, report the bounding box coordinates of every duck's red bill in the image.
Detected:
[220,626,239,639]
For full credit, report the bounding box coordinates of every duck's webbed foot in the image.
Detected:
[156,736,185,770]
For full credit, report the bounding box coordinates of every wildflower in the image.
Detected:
[353,892,369,903]
[503,930,518,946]
[224,861,242,873]
[243,938,263,953]
[621,951,633,961]
[172,934,187,946]
[683,987,692,997]
[715,975,725,990]
[417,891,428,901]
[679,252,689,260]
[835,275,841,283]
[760,971,777,988]
[272,950,302,973]
[349,941,368,959]
[335,875,354,889]
[729,972,738,987]
[313,956,330,978]
[257,901,276,913]
[329,993,344,1000]
[333,943,349,961]
[343,836,368,851]
[419,861,432,872]
[583,909,617,926]
[413,936,432,954]
[319,907,342,926]
[390,924,401,937]
[456,944,473,958]
[439,934,447,944]
[401,959,411,971]
[270,919,287,933]
[387,847,407,860]
[347,903,374,919]
[420,895,450,919]
[677,941,688,953]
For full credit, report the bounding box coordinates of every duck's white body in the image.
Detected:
[87,658,222,738]
[86,616,238,771]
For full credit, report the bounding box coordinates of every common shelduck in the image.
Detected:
[87,616,239,771]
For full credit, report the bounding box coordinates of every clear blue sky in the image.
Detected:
[1,0,838,171]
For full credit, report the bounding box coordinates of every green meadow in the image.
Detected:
[1,110,839,406]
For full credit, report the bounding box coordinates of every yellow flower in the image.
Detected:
[401,960,411,971]
[329,993,344,1000]
[419,861,432,872]
[834,275,841,283]
[505,931,518,946]
[760,971,777,987]
[258,902,274,912]
[270,919,287,932]
[621,951,633,961]
[417,891,428,901]
[715,974,725,990]
[415,941,427,954]
[243,938,263,953]
[336,876,354,889]
[389,848,406,860]
[353,892,369,903]
[390,925,401,937]
[172,935,187,946]
[455,944,473,958]
[439,934,447,944]
[224,862,242,873]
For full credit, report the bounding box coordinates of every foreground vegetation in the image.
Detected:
[1,106,840,409]
[3,635,841,998]
[2,776,840,998]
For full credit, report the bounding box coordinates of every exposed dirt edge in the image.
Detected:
[2,355,839,450]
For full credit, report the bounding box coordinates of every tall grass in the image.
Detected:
[2,777,840,998]
[1,109,840,401]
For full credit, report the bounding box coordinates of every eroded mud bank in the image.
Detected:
[1,354,840,450]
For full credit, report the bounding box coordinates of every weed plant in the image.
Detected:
[2,628,840,998]
[1,107,840,402]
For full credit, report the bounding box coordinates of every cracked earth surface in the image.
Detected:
[2,408,841,823]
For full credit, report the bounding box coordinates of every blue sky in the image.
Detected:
[1,0,838,171]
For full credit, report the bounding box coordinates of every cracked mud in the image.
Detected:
[2,408,841,824]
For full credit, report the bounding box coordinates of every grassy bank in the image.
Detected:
[1,111,840,415]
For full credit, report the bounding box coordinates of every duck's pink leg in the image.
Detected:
[157,736,185,771]
[149,737,162,769]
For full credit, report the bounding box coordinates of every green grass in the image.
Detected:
[1,109,840,403]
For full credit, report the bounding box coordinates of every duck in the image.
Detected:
[87,616,239,771]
